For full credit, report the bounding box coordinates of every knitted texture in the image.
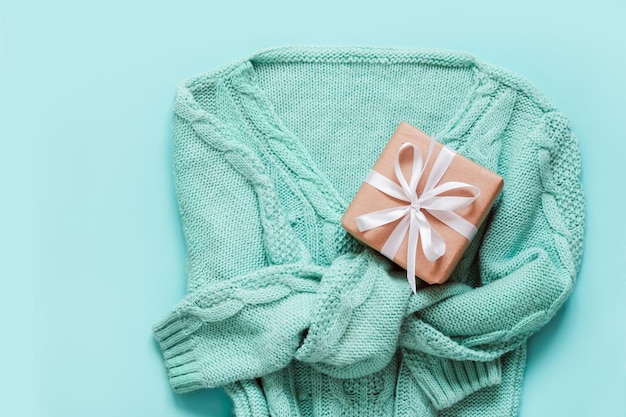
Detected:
[152,45,585,416]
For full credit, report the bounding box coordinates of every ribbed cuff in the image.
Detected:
[405,351,502,410]
[152,311,205,393]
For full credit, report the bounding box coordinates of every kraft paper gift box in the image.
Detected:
[341,121,504,292]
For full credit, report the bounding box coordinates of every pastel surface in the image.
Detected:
[1,1,624,416]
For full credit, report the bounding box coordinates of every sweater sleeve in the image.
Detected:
[151,99,318,392]
[391,110,584,411]
[400,110,584,363]
[152,96,415,393]
[152,247,417,393]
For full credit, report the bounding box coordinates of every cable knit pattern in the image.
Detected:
[152,45,585,416]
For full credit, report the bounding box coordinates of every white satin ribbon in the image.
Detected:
[355,138,480,293]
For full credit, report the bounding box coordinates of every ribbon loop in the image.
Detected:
[354,137,481,293]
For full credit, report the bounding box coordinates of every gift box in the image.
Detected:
[341,121,504,291]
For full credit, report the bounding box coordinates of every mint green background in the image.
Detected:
[1,1,624,416]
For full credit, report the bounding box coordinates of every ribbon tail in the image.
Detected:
[414,211,446,262]
[380,214,411,261]
[407,211,420,294]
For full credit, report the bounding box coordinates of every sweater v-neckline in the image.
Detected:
[226,46,502,230]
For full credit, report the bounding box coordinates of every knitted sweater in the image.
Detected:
[152,45,585,416]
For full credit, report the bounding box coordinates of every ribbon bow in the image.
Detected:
[355,138,480,293]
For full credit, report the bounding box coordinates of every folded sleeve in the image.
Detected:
[400,110,584,362]
[293,250,413,379]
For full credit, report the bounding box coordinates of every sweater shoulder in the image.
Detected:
[476,61,577,154]
[476,60,560,115]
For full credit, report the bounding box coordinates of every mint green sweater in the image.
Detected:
[152,45,585,416]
